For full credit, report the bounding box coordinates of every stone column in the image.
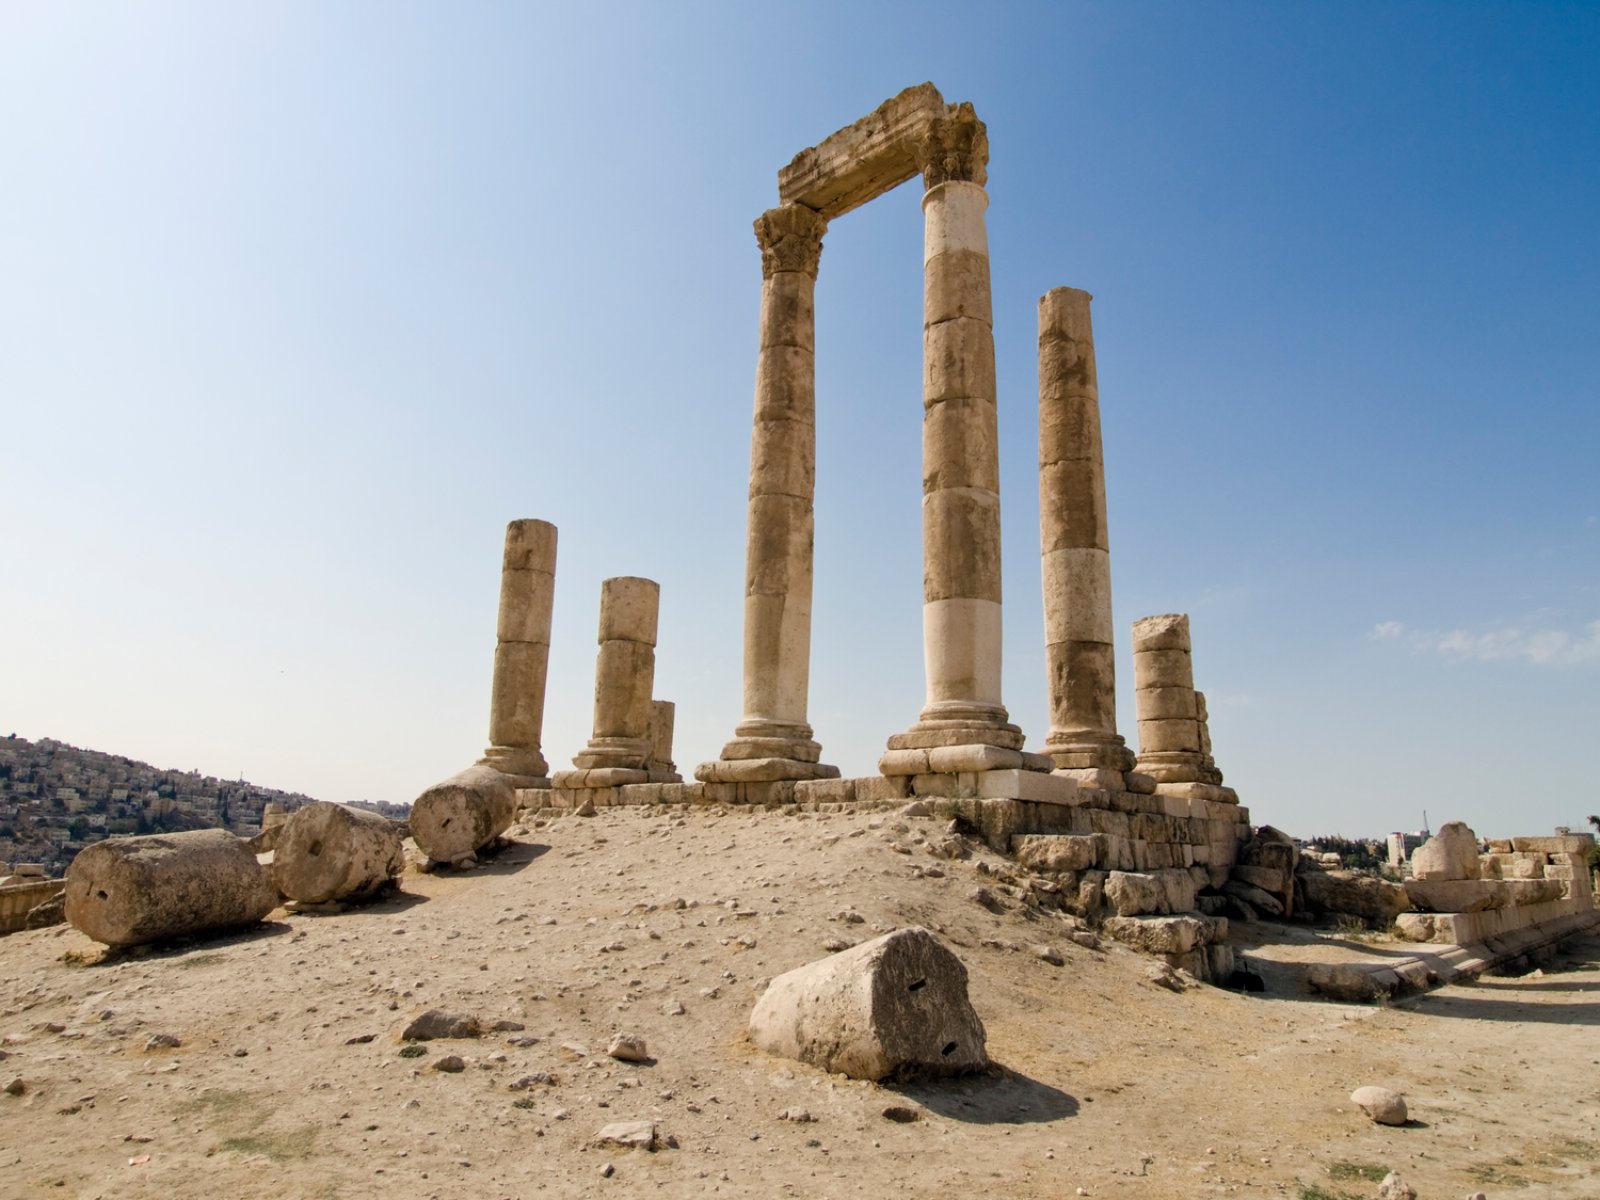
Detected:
[647,700,677,778]
[1131,614,1206,784]
[1037,288,1135,779]
[572,577,659,771]
[1194,691,1223,785]
[478,519,557,788]
[699,205,839,784]
[886,111,1023,763]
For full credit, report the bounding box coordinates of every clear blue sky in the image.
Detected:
[2,2,1595,839]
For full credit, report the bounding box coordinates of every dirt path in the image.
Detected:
[2,804,1595,1198]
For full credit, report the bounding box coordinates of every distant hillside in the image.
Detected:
[0,733,404,877]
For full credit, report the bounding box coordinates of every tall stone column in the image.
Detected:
[1131,613,1206,784]
[1037,288,1135,778]
[886,111,1023,761]
[571,577,659,771]
[478,519,556,788]
[699,205,839,784]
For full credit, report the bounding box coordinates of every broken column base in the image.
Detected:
[476,746,551,792]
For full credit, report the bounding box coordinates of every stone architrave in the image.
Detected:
[572,577,660,772]
[1131,613,1207,784]
[478,519,557,788]
[698,206,839,785]
[884,107,1027,771]
[1036,287,1134,778]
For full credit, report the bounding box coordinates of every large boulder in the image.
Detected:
[65,829,278,948]
[748,927,987,1081]
[1409,821,1481,881]
[1297,863,1411,928]
[272,802,405,904]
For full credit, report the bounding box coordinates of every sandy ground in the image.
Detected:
[1,803,1596,1200]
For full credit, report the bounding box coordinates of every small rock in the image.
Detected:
[822,937,854,953]
[432,1055,467,1073]
[881,1105,919,1123]
[835,910,865,925]
[231,1047,248,1057]
[900,800,931,817]
[144,1034,182,1050]
[345,1034,377,1045]
[600,1162,615,1178]
[592,1120,658,1150]
[509,1073,556,1090]
[490,1019,526,1032]
[402,1010,481,1041]
[559,1041,592,1060]
[1147,965,1185,992]
[1032,944,1064,966]
[574,799,597,817]
[662,1000,686,1016]
[1351,1085,1408,1126]
[607,1034,650,1063]
[1376,1170,1417,1200]
[776,1108,815,1123]
[1069,931,1100,950]
[4,1077,26,1096]
[968,886,1003,911]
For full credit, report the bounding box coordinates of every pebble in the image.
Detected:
[607,1034,650,1063]
[432,1055,467,1073]
[144,1034,181,1050]
[1350,1085,1408,1126]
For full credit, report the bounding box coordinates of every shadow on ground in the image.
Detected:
[890,1065,1078,1125]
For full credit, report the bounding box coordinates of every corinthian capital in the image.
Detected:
[920,104,989,189]
[754,204,828,280]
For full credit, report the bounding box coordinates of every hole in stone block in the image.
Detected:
[941,1042,958,1057]
[908,979,926,992]
[308,840,323,858]
[96,890,109,901]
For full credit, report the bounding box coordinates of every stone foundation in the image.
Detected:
[0,877,66,936]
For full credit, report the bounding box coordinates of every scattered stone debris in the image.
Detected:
[144,1033,182,1050]
[432,1055,467,1073]
[1032,944,1064,966]
[881,1105,919,1123]
[402,1010,482,1041]
[1350,1085,1408,1126]
[776,1107,815,1123]
[591,1120,659,1151]
[606,1034,650,1063]
[1375,1170,1417,1200]
[1146,964,1185,992]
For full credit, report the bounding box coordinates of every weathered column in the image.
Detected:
[647,700,677,778]
[478,519,557,788]
[572,577,659,771]
[886,110,1023,763]
[1131,614,1206,784]
[699,205,839,784]
[1194,691,1224,785]
[1037,287,1135,779]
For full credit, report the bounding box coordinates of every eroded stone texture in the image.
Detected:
[700,205,836,785]
[410,765,517,864]
[65,829,278,948]
[1131,614,1219,786]
[272,802,404,904]
[748,927,988,1080]
[1037,287,1133,776]
[572,578,661,772]
[479,519,557,788]
[1409,821,1482,881]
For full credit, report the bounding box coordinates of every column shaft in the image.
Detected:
[479,519,556,786]
[1131,613,1206,783]
[1037,289,1134,774]
[700,205,839,783]
[572,577,658,770]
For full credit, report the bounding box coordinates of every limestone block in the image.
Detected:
[272,802,404,904]
[921,597,1004,705]
[923,317,996,405]
[1011,834,1104,873]
[923,178,990,258]
[488,641,551,751]
[922,397,999,491]
[922,489,1001,604]
[502,518,557,572]
[1233,864,1287,894]
[1222,879,1284,918]
[1306,964,1401,1002]
[1040,548,1114,643]
[410,766,517,864]
[1512,835,1595,854]
[749,417,817,501]
[1137,687,1199,721]
[1298,868,1411,927]
[776,83,949,219]
[1394,912,1436,942]
[1038,461,1109,554]
[1409,822,1481,881]
[647,700,677,776]
[928,744,1022,774]
[1504,852,1545,879]
[923,248,993,325]
[753,345,817,423]
[1131,613,1191,652]
[596,577,659,645]
[496,568,556,644]
[1103,914,1211,955]
[758,275,817,352]
[1158,868,1197,914]
[1132,648,1193,691]
[65,829,278,948]
[748,928,987,1080]
[974,769,1078,805]
[1404,878,1506,913]
[1137,718,1201,754]
[1104,870,1164,916]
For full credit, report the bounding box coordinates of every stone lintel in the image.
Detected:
[777,83,980,219]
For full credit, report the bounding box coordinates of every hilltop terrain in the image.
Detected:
[1,803,1596,1199]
